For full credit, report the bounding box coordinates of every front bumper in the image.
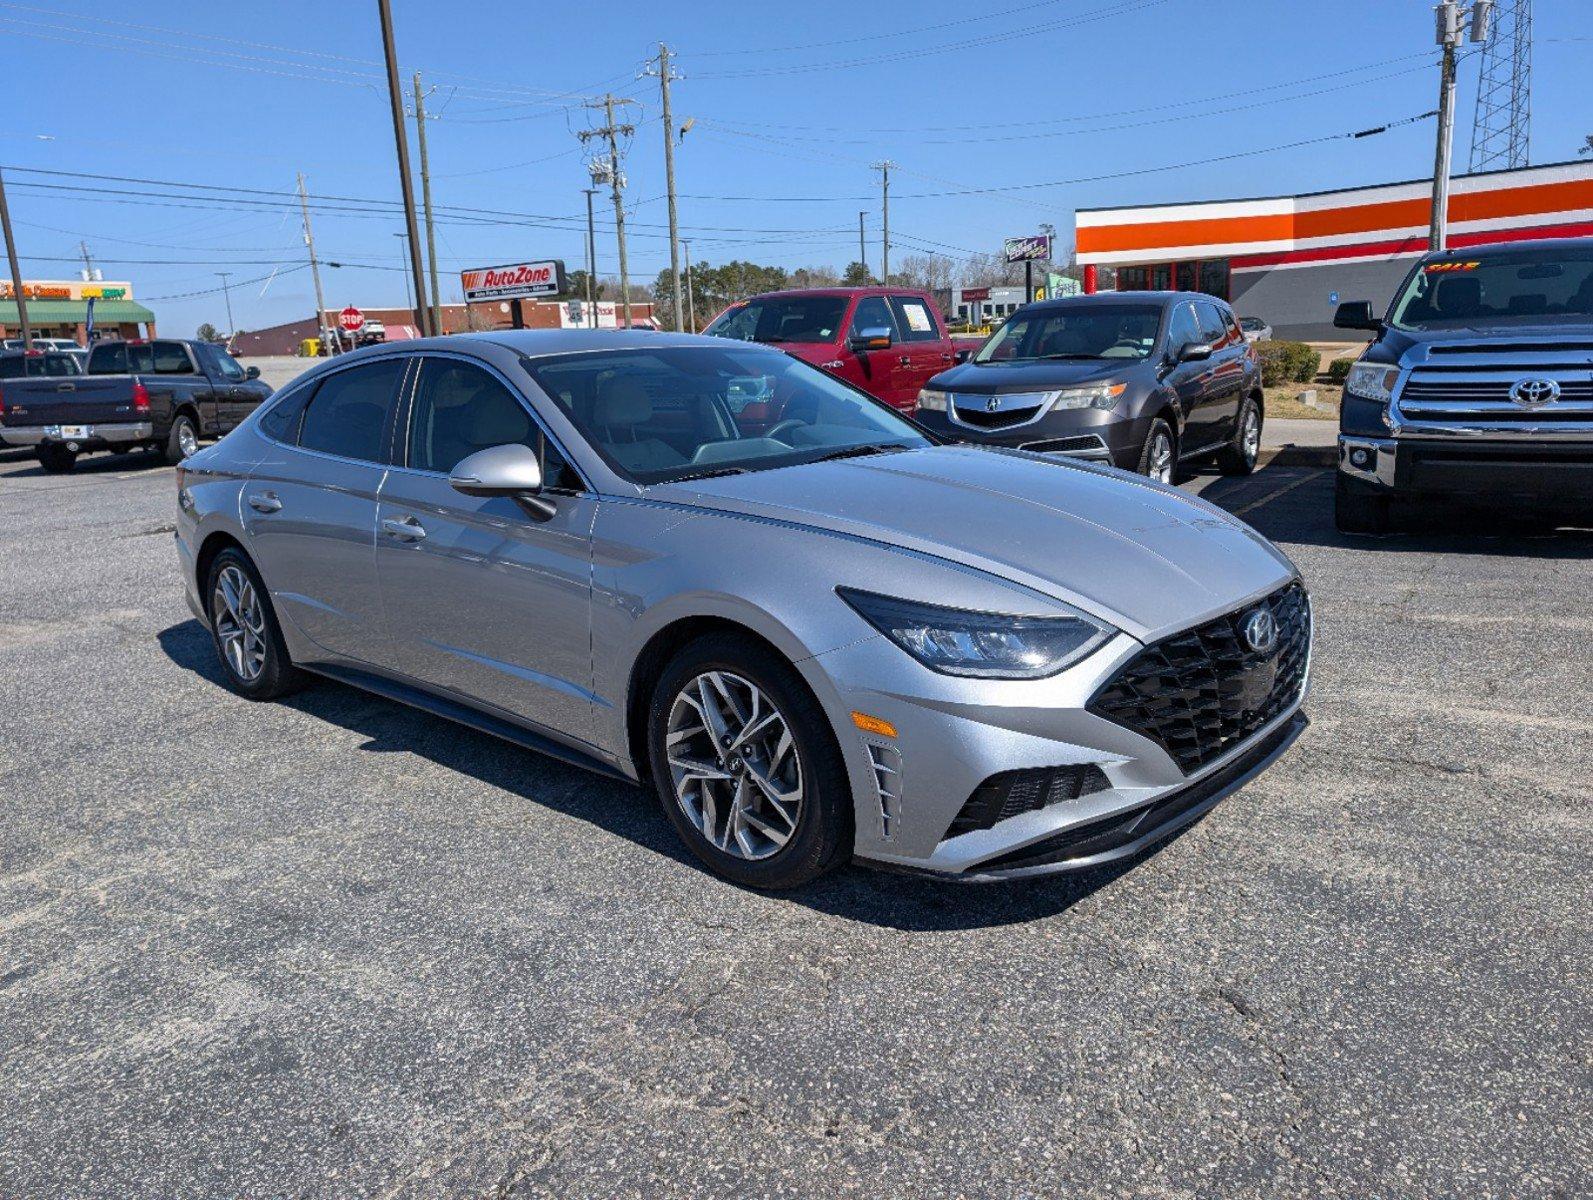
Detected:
[1339,434,1593,504]
[1,421,154,448]
[917,405,1144,469]
[808,579,1311,879]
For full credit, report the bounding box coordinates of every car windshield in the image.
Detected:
[1390,247,1593,329]
[522,344,931,485]
[0,352,82,378]
[703,295,850,345]
[1239,317,1266,331]
[973,304,1162,363]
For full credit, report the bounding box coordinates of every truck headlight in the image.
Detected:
[838,588,1115,679]
[1046,383,1127,411]
[1345,362,1399,403]
[916,388,949,412]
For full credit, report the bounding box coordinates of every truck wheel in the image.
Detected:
[163,413,199,465]
[37,444,77,474]
[1217,398,1262,476]
[1335,472,1390,534]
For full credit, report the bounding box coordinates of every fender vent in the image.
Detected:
[867,743,903,839]
[944,764,1110,841]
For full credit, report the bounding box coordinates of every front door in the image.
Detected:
[1164,300,1219,452]
[846,294,907,407]
[374,355,599,743]
[242,355,410,665]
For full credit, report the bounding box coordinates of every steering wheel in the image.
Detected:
[763,418,806,444]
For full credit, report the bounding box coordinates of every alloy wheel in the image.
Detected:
[666,670,803,861]
[1242,409,1261,464]
[213,564,267,682]
[177,422,199,458]
[1149,430,1175,483]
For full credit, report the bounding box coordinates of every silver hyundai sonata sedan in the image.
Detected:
[175,330,1310,887]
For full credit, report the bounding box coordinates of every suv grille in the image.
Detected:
[1088,582,1310,774]
[1395,338,1593,438]
[943,764,1110,840]
[951,393,1046,429]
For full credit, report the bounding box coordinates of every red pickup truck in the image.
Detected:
[703,287,961,410]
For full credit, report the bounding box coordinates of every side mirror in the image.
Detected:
[954,348,972,364]
[1178,341,1214,363]
[244,365,261,380]
[449,443,555,520]
[847,325,893,353]
[1334,301,1382,332]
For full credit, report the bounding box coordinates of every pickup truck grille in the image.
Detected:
[1393,338,1593,438]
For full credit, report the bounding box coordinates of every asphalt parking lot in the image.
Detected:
[0,443,1588,1199]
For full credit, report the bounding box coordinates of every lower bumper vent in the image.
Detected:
[944,764,1110,840]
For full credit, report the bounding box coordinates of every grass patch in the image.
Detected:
[1266,381,1341,421]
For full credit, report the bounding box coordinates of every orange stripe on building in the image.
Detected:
[1076,177,1593,257]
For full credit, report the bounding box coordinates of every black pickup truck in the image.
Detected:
[1333,237,1593,532]
[0,337,273,473]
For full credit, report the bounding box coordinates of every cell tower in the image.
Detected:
[1468,0,1532,172]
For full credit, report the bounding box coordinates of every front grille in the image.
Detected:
[1088,582,1310,775]
[952,400,1044,429]
[943,764,1110,840]
[1428,340,1593,355]
[1401,380,1593,402]
[1397,336,1593,437]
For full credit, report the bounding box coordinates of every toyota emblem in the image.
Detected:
[1509,378,1561,408]
[1241,608,1279,655]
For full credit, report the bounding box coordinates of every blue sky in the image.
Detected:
[5,0,1589,337]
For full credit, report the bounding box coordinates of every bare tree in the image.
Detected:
[955,252,1025,289]
[893,252,956,293]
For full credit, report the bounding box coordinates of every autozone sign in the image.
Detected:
[460,260,566,303]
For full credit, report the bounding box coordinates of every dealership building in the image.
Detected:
[0,279,156,344]
[1074,160,1593,340]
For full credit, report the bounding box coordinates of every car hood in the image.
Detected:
[929,358,1136,393]
[670,445,1296,642]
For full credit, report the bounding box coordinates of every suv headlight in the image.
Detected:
[838,588,1115,679]
[1345,362,1399,403]
[1046,383,1127,411]
[916,388,949,412]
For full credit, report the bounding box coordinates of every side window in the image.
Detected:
[407,358,535,475]
[258,387,310,443]
[153,341,194,374]
[198,344,247,382]
[1224,309,1245,345]
[298,358,406,463]
[1194,301,1228,347]
[1167,303,1202,351]
[87,342,127,374]
[849,295,896,338]
[890,295,940,342]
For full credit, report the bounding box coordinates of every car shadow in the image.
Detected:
[157,618,1166,931]
[0,449,170,479]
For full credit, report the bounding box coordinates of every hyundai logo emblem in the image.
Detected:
[1241,608,1279,655]
[1509,378,1561,408]
[985,395,1003,413]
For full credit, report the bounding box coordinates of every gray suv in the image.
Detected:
[914,293,1265,482]
[175,330,1309,888]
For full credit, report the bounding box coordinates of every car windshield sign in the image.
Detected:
[522,344,929,485]
[1390,247,1593,329]
[974,305,1162,363]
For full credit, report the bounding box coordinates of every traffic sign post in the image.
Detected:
[338,305,365,336]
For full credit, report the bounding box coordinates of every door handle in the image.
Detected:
[55,382,75,392]
[382,516,427,541]
[247,492,282,513]
[898,355,912,367]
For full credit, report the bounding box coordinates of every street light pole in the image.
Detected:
[1431,1,1495,250]
[872,161,895,284]
[412,70,443,336]
[647,44,685,331]
[376,0,431,335]
[582,187,598,327]
[0,165,32,350]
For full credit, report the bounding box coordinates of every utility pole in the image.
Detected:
[872,161,895,284]
[394,233,413,310]
[645,45,685,331]
[581,187,598,327]
[216,272,235,336]
[1431,1,1495,250]
[376,0,431,335]
[683,239,696,331]
[297,173,332,355]
[78,240,96,281]
[0,165,31,350]
[412,71,443,336]
[579,94,638,328]
[858,211,867,277]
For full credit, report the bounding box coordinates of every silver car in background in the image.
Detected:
[174,330,1310,887]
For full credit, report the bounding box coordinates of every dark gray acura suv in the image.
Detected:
[914,293,1265,482]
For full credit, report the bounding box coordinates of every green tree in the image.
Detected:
[195,322,222,343]
[841,261,874,287]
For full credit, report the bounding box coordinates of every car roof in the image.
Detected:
[732,286,926,300]
[1424,235,1592,260]
[426,328,759,357]
[1022,291,1221,311]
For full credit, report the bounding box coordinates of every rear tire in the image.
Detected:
[1335,472,1391,535]
[163,413,199,465]
[1136,418,1177,484]
[1217,397,1262,476]
[37,444,76,474]
[647,632,853,889]
[204,547,305,700]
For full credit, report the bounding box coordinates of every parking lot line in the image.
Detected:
[1231,468,1330,517]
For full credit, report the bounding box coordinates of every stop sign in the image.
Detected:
[338,305,365,334]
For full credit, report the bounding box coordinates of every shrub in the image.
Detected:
[1326,357,1354,384]
[1256,340,1322,386]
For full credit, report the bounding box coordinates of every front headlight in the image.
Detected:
[1047,383,1127,412]
[1345,362,1399,403]
[838,588,1115,679]
[916,388,949,412]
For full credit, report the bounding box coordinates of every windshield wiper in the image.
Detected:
[1039,353,1106,360]
[807,442,913,464]
[668,465,750,483]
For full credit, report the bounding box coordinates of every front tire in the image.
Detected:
[37,444,77,474]
[1335,472,1391,535]
[164,412,199,465]
[1136,418,1177,484]
[647,633,853,889]
[1217,397,1262,476]
[205,547,304,700]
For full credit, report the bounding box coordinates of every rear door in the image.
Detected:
[1193,299,1244,446]
[242,356,409,665]
[889,293,955,404]
[374,354,599,740]
[846,294,907,407]
[195,343,262,432]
